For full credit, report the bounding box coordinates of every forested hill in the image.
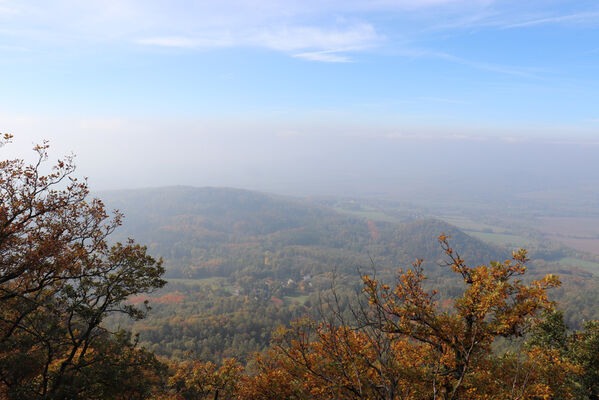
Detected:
[98,186,507,279]
[100,186,597,361]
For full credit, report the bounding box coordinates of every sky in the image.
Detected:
[1,0,598,199]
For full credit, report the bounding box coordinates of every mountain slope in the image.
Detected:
[99,186,507,279]
[100,186,597,361]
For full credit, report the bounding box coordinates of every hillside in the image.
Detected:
[100,186,507,278]
[100,187,597,361]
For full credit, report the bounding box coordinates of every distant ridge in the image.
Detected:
[98,186,507,278]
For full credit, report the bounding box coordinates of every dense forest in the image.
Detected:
[100,186,599,362]
[2,136,599,399]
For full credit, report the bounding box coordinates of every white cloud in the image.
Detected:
[136,35,234,48]
[393,47,541,78]
[319,0,493,12]
[0,0,20,15]
[136,36,198,48]
[248,23,379,52]
[2,0,595,67]
[0,0,494,63]
[293,50,351,63]
[505,11,599,28]
[136,23,381,61]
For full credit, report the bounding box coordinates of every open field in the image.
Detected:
[537,217,599,237]
[333,205,403,223]
[465,231,536,248]
[284,294,310,305]
[536,217,599,255]
[442,215,599,255]
[549,237,599,255]
[439,216,509,233]
[559,257,599,275]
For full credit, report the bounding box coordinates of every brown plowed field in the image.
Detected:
[536,217,599,254]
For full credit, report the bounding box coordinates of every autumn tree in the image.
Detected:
[527,310,599,399]
[0,134,166,399]
[167,358,243,400]
[245,235,574,399]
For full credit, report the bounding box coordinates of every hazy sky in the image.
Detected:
[1,0,598,196]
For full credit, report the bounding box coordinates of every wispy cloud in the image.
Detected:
[458,58,541,78]
[0,0,493,63]
[0,0,20,15]
[1,0,596,70]
[137,36,199,48]
[137,23,382,62]
[394,48,541,78]
[293,50,352,63]
[332,0,493,12]
[136,35,234,48]
[416,6,599,33]
[248,24,380,52]
[505,11,599,29]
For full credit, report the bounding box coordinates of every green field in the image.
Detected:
[559,257,599,275]
[439,216,508,233]
[466,231,535,248]
[439,216,536,248]
[283,294,310,305]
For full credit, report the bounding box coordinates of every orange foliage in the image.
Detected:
[367,220,380,241]
[271,296,283,306]
[241,235,573,399]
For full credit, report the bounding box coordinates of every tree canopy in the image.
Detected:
[2,134,599,399]
[0,135,166,399]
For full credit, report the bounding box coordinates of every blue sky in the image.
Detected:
[1,0,598,192]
